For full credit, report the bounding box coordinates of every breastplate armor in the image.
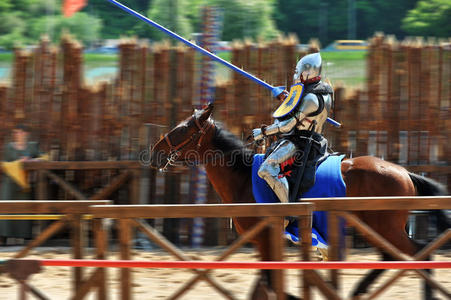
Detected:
[296,92,332,133]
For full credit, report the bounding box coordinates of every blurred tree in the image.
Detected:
[0,19,29,49]
[274,0,420,47]
[0,13,26,36]
[184,0,208,33]
[274,0,341,46]
[0,0,12,13]
[356,0,418,40]
[147,0,193,40]
[29,13,102,45]
[83,0,152,39]
[402,0,451,37]
[215,0,279,41]
[9,0,43,13]
[0,0,52,49]
[0,0,277,47]
[146,0,278,41]
[0,0,103,49]
[28,0,60,16]
[4,0,447,49]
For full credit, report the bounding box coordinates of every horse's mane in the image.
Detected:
[212,123,255,173]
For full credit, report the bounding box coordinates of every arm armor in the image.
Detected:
[264,93,326,136]
[264,113,304,136]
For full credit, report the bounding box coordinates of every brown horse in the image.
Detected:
[150,103,448,299]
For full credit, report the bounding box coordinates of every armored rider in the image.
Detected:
[252,52,334,203]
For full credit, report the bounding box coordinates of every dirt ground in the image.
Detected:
[0,246,450,299]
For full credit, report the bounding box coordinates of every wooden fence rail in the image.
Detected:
[0,200,111,296]
[308,196,451,299]
[1,197,450,299]
[59,202,314,300]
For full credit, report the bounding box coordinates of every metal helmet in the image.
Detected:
[293,52,322,84]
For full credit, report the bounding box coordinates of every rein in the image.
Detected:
[159,117,214,172]
[157,117,260,172]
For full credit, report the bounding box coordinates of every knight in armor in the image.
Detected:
[252,52,333,203]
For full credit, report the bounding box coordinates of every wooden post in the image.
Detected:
[328,211,341,290]
[61,36,83,160]
[387,37,401,163]
[36,170,47,200]
[93,218,108,300]
[71,214,84,294]
[118,218,132,300]
[12,48,30,123]
[130,169,140,205]
[19,281,27,300]
[299,214,312,300]
[269,217,285,300]
[0,86,9,153]
[331,87,347,153]
[231,41,244,132]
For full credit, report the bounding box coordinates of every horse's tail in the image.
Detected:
[409,172,448,196]
[408,172,450,232]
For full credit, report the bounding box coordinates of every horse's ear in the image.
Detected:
[199,102,214,122]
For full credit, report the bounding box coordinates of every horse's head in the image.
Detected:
[150,103,215,171]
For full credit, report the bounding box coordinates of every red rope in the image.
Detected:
[31,259,451,270]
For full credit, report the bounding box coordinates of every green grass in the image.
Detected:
[0,50,366,63]
[0,53,118,63]
[0,53,12,63]
[321,51,367,88]
[321,50,367,61]
[84,53,118,63]
[217,51,231,61]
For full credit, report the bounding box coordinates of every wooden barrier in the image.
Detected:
[306,196,451,299]
[1,197,450,299]
[0,200,111,297]
[22,161,141,203]
[85,203,314,300]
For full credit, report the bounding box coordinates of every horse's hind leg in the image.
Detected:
[350,211,418,298]
[423,258,436,300]
[391,232,437,300]
[250,276,276,300]
[352,239,436,300]
[351,252,392,298]
[411,239,438,300]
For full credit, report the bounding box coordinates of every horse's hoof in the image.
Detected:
[250,280,276,300]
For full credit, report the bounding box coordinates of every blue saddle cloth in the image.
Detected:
[252,154,346,248]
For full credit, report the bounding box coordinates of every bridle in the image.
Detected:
[159,116,214,172]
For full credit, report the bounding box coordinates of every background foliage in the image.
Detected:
[402,0,451,37]
[0,0,448,50]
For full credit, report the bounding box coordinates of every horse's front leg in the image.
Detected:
[250,229,277,299]
[251,229,300,300]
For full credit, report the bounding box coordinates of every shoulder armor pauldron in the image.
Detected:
[304,81,333,95]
